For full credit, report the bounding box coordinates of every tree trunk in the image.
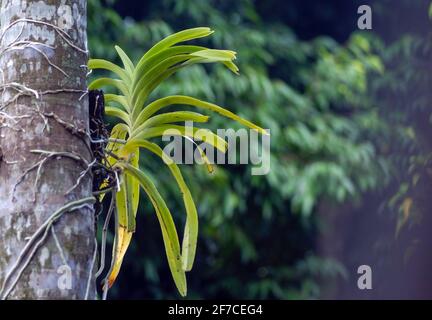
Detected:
[0,0,96,299]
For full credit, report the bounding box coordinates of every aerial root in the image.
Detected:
[12,149,90,202]
[0,18,88,55]
[65,159,97,195]
[0,197,96,300]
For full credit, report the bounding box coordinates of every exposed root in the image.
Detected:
[0,154,25,165]
[40,89,88,96]
[0,82,39,99]
[41,111,87,136]
[0,123,25,132]
[0,82,39,111]
[0,16,97,300]
[101,191,118,301]
[0,197,96,300]
[0,109,30,132]
[85,238,98,300]
[1,41,69,77]
[12,150,90,202]
[0,18,88,55]
[65,159,97,195]
[51,225,68,267]
[95,193,115,279]
[0,110,31,123]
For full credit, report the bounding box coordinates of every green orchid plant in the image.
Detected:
[88,27,267,296]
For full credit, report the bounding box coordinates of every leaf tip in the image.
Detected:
[261,128,270,135]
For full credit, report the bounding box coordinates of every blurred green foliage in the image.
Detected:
[88,0,431,299]
[369,5,432,240]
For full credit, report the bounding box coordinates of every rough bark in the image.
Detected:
[0,0,96,299]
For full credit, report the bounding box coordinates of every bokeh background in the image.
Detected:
[88,0,432,299]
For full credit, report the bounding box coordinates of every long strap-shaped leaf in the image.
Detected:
[105,106,131,127]
[103,124,133,288]
[107,217,133,288]
[121,163,187,296]
[115,45,135,75]
[88,59,131,85]
[98,123,130,204]
[104,94,130,113]
[132,54,192,109]
[106,124,138,239]
[132,49,236,103]
[134,95,268,135]
[131,66,182,120]
[106,123,130,164]
[88,28,269,296]
[127,125,228,153]
[105,172,139,288]
[190,49,237,61]
[132,51,239,117]
[129,139,198,271]
[88,77,130,97]
[119,150,140,233]
[138,27,213,64]
[132,111,209,134]
[133,45,206,85]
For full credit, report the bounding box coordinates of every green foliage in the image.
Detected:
[369,28,432,237]
[88,0,423,299]
[88,0,381,299]
[88,28,265,296]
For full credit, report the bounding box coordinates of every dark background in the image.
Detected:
[88,0,432,299]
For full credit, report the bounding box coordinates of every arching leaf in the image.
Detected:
[122,163,187,296]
